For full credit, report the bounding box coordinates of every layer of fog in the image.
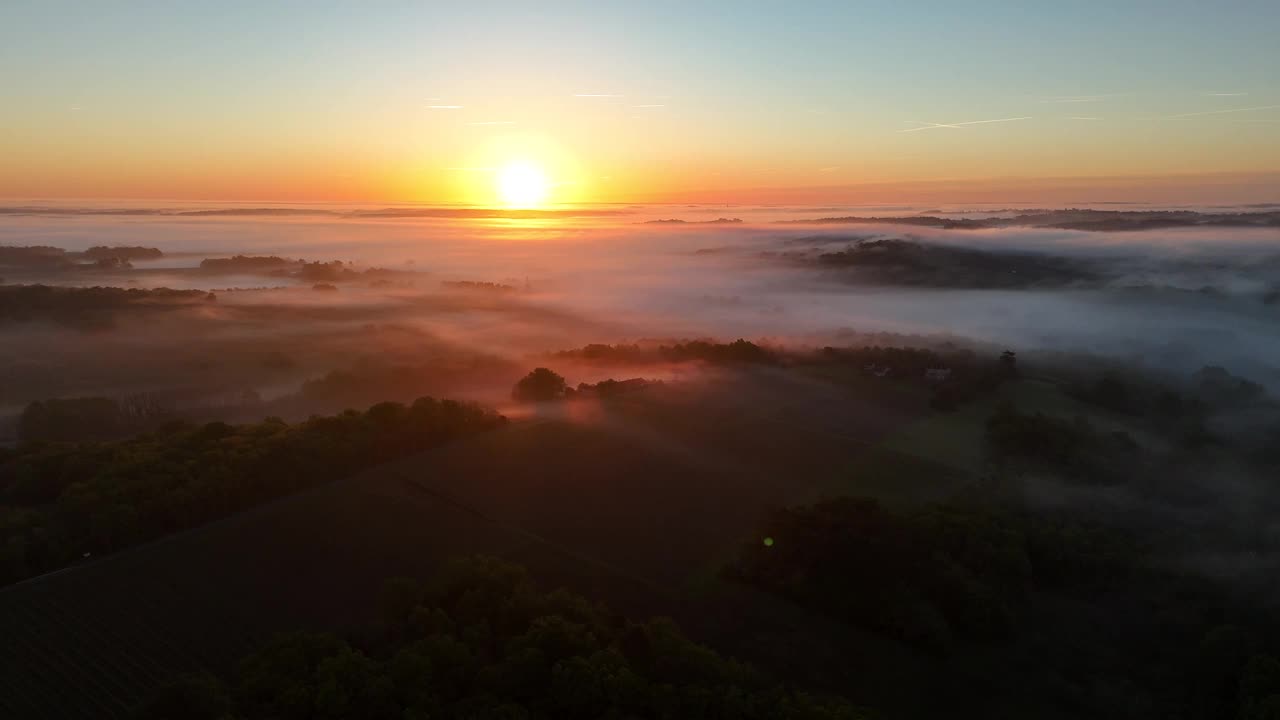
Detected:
[1,213,1278,419]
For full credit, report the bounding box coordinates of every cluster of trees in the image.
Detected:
[0,397,506,586]
[196,256,411,286]
[134,556,864,720]
[818,345,1016,410]
[553,339,777,366]
[512,368,568,402]
[725,496,1280,717]
[83,246,164,261]
[1066,371,1226,451]
[0,284,215,329]
[87,256,134,270]
[726,497,1133,652]
[1070,365,1265,419]
[821,345,970,380]
[567,378,663,399]
[555,340,1011,384]
[664,339,777,364]
[1071,373,1199,417]
[985,402,1142,484]
[0,245,70,269]
[441,280,517,293]
[198,255,292,273]
[17,394,176,443]
[0,245,163,272]
[803,238,1094,288]
[296,260,355,283]
[550,340,1020,412]
[292,364,502,413]
[1193,365,1266,408]
[511,369,663,403]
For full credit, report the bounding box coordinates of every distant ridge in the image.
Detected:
[643,217,743,225]
[779,208,1280,231]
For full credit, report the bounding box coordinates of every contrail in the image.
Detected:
[574,94,623,97]
[900,117,1032,133]
[1171,104,1280,118]
[903,121,966,130]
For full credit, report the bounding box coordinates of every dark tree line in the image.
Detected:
[551,340,1016,411]
[553,339,777,366]
[0,244,162,270]
[0,284,213,329]
[806,238,1094,288]
[566,377,662,399]
[511,368,663,403]
[442,280,518,293]
[198,255,292,273]
[0,398,506,586]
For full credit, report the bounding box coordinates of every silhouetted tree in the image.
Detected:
[511,368,567,402]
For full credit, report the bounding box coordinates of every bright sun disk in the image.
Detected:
[496,163,550,208]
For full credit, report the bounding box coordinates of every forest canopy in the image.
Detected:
[133,556,865,720]
[0,398,506,586]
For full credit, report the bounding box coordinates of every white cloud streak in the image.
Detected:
[899,117,1033,133]
[1171,104,1280,118]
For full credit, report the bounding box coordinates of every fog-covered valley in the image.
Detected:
[2,204,1278,428]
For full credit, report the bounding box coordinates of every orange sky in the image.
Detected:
[3,3,1278,205]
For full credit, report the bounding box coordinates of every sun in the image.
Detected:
[496,162,550,208]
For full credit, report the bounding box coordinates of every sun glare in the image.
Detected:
[496,163,550,208]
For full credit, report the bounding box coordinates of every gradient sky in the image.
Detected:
[3,1,1279,203]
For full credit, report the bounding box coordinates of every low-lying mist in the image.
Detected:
[0,206,1277,436]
